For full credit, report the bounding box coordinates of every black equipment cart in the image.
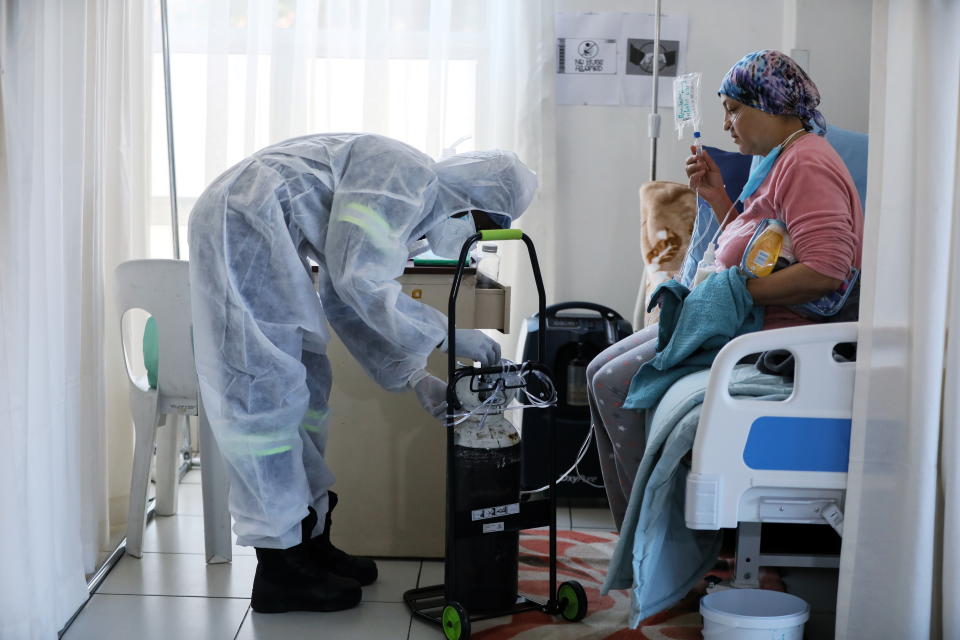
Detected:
[402,229,589,639]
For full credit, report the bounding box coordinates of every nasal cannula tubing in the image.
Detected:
[686,105,750,272]
[706,127,807,249]
[708,199,740,249]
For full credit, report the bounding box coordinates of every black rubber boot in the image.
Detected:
[310,491,379,586]
[251,508,362,613]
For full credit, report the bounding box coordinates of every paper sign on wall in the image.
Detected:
[556,12,689,107]
[558,38,618,75]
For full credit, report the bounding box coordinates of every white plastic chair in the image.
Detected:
[115,259,232,563]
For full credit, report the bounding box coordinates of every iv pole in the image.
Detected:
[648,0,662,181]
[160,0,180,259]
[634,0,663,330]
[159,0,194,480]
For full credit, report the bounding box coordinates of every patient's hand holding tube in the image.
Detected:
[684,128,806,288]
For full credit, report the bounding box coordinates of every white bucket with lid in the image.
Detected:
[700,588,809,639]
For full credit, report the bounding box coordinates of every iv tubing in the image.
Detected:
[520,427,598,494]
[702,127,807,258]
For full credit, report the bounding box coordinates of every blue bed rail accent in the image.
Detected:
[743,416,851,472]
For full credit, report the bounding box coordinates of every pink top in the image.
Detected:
[714,134,863,329]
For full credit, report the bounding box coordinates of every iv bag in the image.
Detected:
[673,72,702,139]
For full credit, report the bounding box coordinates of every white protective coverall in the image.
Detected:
[188,133,537,548]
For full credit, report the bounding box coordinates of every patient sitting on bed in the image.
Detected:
[589,49,864,530]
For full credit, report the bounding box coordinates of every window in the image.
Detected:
[150,0,485,257]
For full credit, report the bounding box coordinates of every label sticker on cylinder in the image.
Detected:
[472,503,520,521]
[482,522,505,533]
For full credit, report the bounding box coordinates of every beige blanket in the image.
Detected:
[636,181,696,327]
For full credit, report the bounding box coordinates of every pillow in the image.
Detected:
[824,125,868,212]
[679,199,722,286]
[701,145,754,206]
[679,145,753,285]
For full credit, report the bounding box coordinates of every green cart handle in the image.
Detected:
[446,227,547,390]
[480,229,523,241]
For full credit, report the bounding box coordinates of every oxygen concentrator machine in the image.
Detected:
[517,302,632,499]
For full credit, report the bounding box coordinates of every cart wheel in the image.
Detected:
[442,601,470,640]
[557,580,588,622]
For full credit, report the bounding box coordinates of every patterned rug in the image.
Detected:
[466,528,784,640]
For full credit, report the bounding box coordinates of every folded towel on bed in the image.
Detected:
[623,267,763,410]
[601,365,793,627]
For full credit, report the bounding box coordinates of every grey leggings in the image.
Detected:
[587,323,659,531]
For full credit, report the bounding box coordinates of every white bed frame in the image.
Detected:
[685,322,857,587]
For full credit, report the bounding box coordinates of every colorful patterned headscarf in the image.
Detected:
[718,50,827,135]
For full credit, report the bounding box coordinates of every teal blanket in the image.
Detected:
[623,267,763,410]
[601,365,793,627]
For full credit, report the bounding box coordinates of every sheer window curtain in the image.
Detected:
[0,1,150,636]
[835,0,960,637]
[154,0,556,333]
[477,2,557,336]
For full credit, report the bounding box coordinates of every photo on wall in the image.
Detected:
[625,38,679,77]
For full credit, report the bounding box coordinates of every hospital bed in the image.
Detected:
[647,126,866,591]
[685,321,855,587]
[604,128,866,624]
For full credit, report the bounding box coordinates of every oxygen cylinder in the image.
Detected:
[452,375,522,612]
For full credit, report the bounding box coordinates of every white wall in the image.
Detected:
[552,0,872,322]
[793,0,872,133]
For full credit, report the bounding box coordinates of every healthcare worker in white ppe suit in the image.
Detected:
[188,133,537,614]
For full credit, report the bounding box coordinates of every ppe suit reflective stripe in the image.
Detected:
[217,430,305,456]
[301,408,329,433]
[255,445,294,456]
[340,202,396,249]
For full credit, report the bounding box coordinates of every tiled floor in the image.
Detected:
[64,470,616,640]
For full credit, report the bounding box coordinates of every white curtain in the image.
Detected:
[475,2,558,336]
[836,1,960,637]
[154,0,556,332]
[0,0,150,637]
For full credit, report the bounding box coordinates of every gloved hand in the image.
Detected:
[441,329,501,366]
[409,371,448,420]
